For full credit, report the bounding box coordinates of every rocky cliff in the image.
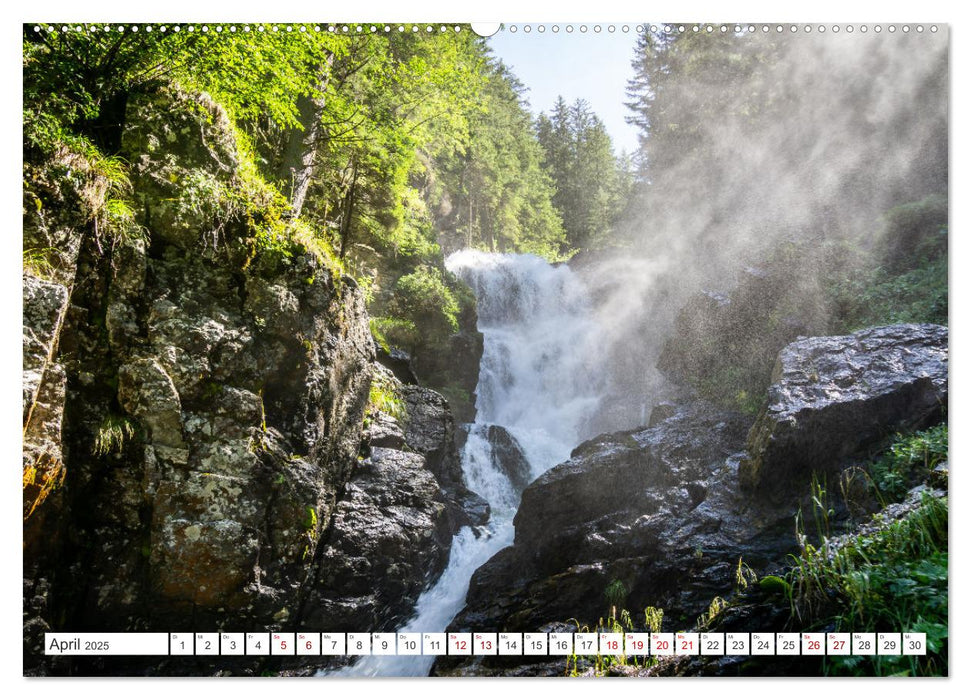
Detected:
[22,89,479,675]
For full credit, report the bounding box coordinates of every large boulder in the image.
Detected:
[441,403,778,643]
[440,323,949,676]
[122,89,239,249]
[740,323,947,497]
[400,382,490,531]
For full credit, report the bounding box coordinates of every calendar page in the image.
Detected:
[21,5,949,683]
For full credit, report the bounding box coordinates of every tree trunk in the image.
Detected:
[338,165,359,260]
[280,53,335,219]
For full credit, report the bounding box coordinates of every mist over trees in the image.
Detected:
[619,29,947,267]
[581,26,948,421]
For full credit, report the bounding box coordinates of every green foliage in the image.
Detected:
[695,596,729,630]
[370,316,418,354]
[24,23,346,152]
[787,492,947,676]
[24,135,144,258]
[430,60,567,258]
[23,248,58,280]
[780,432,949,676]
[878,194,948,272]
[603,579,628,610]
[367,371,407,422]
[667,193,946,418]
[391,265,460,338]
[369,317,390,353]
[829,253,947,332]
[870,424,948,503]
[734,556,758,591]
[93,414,137,456]
[229,126,344,274]
[294,31,488,266]
[566,605,664,676]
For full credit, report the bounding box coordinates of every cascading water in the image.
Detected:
[331,250,606,676]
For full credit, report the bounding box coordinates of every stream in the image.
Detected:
[331,250,606,676]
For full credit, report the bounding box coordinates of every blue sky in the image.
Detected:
[487,26,642,156]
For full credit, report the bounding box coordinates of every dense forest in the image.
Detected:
[24,23,947,678]
[23,24,636,416]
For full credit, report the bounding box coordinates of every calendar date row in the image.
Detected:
[45,631,927,657]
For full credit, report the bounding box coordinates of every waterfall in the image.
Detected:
[330,250,606,676]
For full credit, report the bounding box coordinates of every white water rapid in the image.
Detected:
[331,250,607,676]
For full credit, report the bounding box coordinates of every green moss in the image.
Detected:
[758,575,791,596]
[303,506,318,531]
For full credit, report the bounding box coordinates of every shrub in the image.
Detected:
[879,194,948,272]
[93,414,137,456]
[390,265,460,338]
[784,429,948,677]
[870,424,948,503]
[367,372,407,422]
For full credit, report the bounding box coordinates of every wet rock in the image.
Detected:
[648,401,679,426]
[740,323,947,497]
[367,411,407,449]
[448,402,780,642]
[445,324,950,676]
[400,383,490,530]
[644,483,949,678]
[301,448,452,631]
[402,385,456,473]
[482,425,532,494]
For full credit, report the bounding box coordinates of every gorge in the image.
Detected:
[22,23,949,679]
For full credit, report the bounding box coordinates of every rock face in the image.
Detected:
[22,275,70,520]
[740,324,948,497]
[400,381,490,530]
[304,367,489,636]
[21,88,469,674]
[302,447,452,632]
[372,366,490,532]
